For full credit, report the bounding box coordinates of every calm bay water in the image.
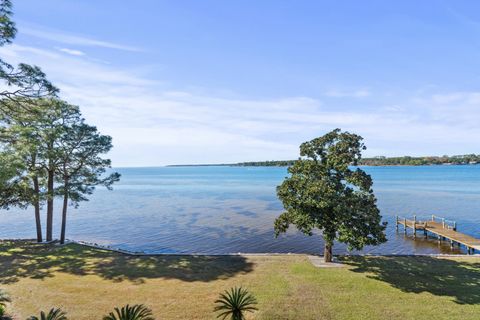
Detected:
[1,165,480,255]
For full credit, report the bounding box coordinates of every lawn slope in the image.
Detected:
[0,241,479,319]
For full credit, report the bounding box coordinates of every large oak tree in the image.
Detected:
[274,129,387,262]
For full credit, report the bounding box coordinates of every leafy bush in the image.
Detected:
[102,304,154,320]
[214,287,258,320]
[27,308,67,320]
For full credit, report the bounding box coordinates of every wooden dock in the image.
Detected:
[396,215,480,254]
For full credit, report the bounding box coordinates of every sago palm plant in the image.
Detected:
[27,308,67,320]
[0,289,11,308]
[214,287,258,320]
[0,289,11,318]
[102,304,155,320]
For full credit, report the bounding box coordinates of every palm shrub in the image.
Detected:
[27,308,67,320]
[214,287,258,320]
[102,304,154,320]
[0,305,5,318]
[0,289,11,307]
[0,289,11,318]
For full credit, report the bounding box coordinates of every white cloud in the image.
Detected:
[383,105,404,112]
[58,47,85,56]
[430,93,465,104]
[324,89,371,98]
[1,42,480,166]
[20,25,141,52]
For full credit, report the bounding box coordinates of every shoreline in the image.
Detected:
[4,238,478,258]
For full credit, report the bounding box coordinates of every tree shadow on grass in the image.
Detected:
[342,255,480,305]
[0,240,254,285]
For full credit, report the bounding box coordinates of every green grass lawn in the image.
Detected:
[0,240,479,319]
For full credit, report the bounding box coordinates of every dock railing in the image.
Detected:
[395,215,428,229]
[395,214,456,231]
[394,214,480,254]
[430,214,457,231]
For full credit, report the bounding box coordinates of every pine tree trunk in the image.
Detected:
[33,175,42,242]
[324,242,333,263]
[46,168,54,241]
[60,183,68,244]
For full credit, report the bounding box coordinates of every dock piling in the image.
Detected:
[413,215,417,239]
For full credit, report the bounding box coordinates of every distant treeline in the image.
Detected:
[359,155,480,166]
[233,160,296,167]
[233,154,480,167]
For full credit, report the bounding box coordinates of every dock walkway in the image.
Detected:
[396,215,480,254]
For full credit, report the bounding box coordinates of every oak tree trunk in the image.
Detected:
[324,242,333,263]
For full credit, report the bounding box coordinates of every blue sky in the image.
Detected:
[2,1,480,166]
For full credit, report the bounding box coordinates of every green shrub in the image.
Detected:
[214,287,258,320]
